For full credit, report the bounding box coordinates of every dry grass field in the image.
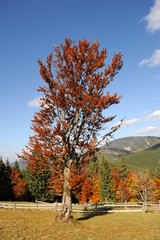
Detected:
[0,209,160,239]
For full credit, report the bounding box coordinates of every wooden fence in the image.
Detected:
[1,201,160,213]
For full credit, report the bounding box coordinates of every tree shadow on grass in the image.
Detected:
[76,207,113,221]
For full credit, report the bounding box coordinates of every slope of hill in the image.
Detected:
[120,143,160,171]
[9,137,160,172]
[10,161,26,170]
[100,136,160,161]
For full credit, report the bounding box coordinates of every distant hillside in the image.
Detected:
[118,143,160,171]
[99,136,160,161]
[10,137,160,172]
[10,161,26,170]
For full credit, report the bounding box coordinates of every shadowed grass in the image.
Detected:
[0,209,160,239]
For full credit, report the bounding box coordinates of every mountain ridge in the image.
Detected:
[98,136,160,171]
[99,136,160,161]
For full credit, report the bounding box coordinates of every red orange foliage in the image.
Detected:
[18,38,123,219]
[79,177,93,204]
[19,38,123,172]
[112,167,121,191]
[10,167,27,200]
[152,176,160,201]
[125,170,158,202]
[90,175,101,203]
[116,181,131,202]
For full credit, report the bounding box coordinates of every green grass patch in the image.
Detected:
[0,209,160,239]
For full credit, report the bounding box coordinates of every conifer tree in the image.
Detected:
[0,157,5,171]
[0,157,13,200]
[155,164,160,179]
[149,167,155,179]
[14,160,20,169]
[89,155,99,180]
[119,154,129,181]
[99,156,116,202]
[0,158,6,200]
[5,158,11,170]
[23,166,55,202]
[5,158,14,200]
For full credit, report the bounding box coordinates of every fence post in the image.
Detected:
[142,202,146,213]
[54,202,58,212]
[95,202,97,214]
[125,200,127,209]
[13,202,16,210]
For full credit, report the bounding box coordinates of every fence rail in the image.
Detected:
[0,201,160,213]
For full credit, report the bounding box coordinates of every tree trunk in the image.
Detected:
[60,166,72,221]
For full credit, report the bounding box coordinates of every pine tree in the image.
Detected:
[5,158,14,200]
[23,166,55,202]
[0,157,13,200]
[89,155,99,180]
[0,157,5,171]
[5,158,10,170]
[14,160,20,169]
[155,164,160,179]
[119,154,129,181]
[149,167,155,179]
[0,158,6,200]
[99,156,116,202]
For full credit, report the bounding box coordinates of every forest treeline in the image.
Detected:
[0,155,160,203]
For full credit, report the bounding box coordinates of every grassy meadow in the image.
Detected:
[0,209,160,239]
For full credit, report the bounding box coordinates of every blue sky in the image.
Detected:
[0,0,160,162]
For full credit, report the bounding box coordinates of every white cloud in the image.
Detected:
[145,109,160,121]
[140,110,150,115]
[0,149,7,154]
[139,49,160,68]
[122,118,140,127]
[134,126,160,135]
[144,0,160,33]
[112,118,140,128]
[28,97,41,107]
[155,74,160,79]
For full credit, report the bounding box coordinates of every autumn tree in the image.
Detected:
[79,177,93,203]
[126,171,157,202]
[69,165,89,202]
[90,175,101,203]
[10,166,27,200]
[152,176,160,201]
[125,169,138,201]
[112,167,121,192]
[19,38,123,221]
[116,181,130,202]
[135,173,158,202]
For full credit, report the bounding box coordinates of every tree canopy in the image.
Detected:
[19,38,123,221]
